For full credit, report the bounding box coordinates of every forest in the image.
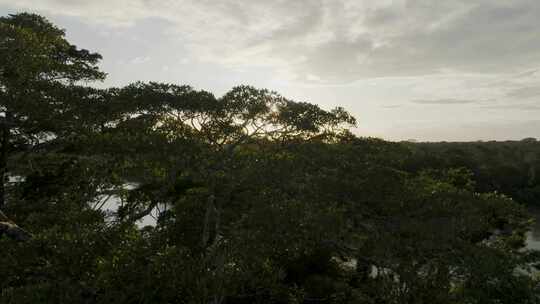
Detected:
[1,13,540,304]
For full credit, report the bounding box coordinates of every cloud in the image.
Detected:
[130,56,150,64]
[411,98,481,105]
[513,68,540,79]
[481,103,540,111]
[3,0,540,84]
[506,86,540,99]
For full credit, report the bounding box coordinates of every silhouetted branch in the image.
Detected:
[0,210,32,241]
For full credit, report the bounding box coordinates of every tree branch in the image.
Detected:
[0,210,31,241]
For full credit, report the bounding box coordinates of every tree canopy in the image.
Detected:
[1,13,539,304]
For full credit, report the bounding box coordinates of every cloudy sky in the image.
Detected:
[1,0,539,141]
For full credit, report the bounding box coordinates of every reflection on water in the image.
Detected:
[526,207,540,250]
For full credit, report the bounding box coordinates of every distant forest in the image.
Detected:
[1,13,540,304]
[405,139,540,207]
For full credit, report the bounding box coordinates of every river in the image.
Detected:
[526,207,540,250]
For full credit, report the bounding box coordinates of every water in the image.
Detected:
[526,207,540,250]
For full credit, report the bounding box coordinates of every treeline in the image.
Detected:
[1,13,540,304]
[404,140,540,206]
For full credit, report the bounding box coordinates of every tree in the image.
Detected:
[0,13,105,241]
[0,13,105,210]
[81,82,356,303]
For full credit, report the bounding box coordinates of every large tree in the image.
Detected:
[0,13,105,241]
[0,13,104,210]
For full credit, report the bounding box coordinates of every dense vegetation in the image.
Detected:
[1,13,540,303]
[404,140,540,208]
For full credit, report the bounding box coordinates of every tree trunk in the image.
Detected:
[201,194,216,248]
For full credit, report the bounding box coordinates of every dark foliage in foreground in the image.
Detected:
[1,13,539,304]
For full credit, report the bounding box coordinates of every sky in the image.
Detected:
[1,0,539,141]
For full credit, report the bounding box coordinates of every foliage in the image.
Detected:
[404,140,540,206]
[1,13,539,304]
